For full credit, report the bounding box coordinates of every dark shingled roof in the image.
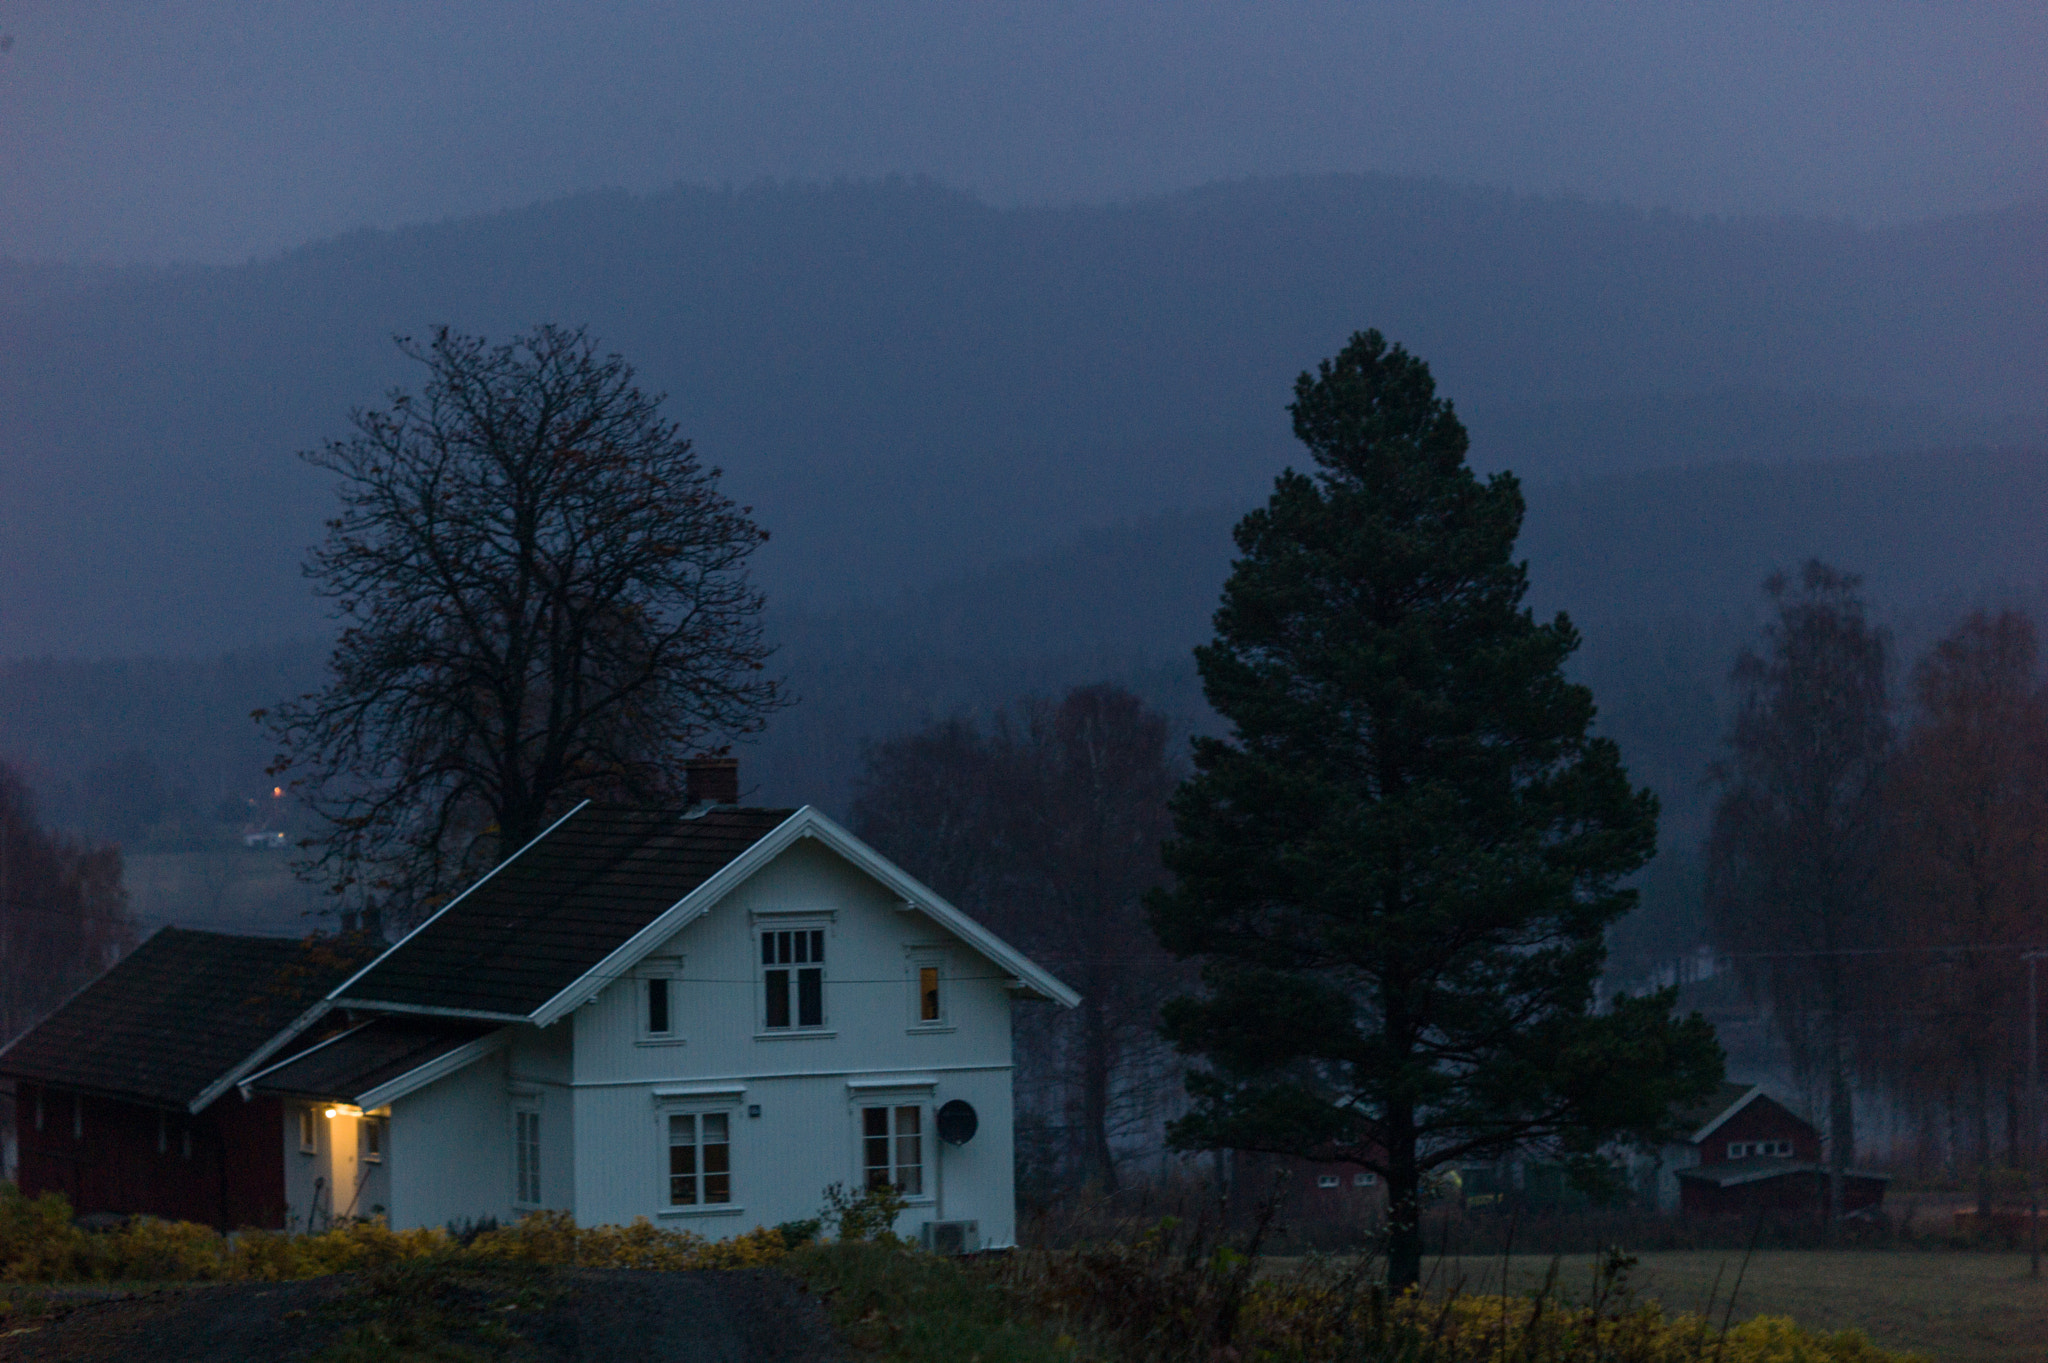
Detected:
[248,1016,500,1103]
[336,804,796,1018]
[1674,1081,1759,1135]
[1677,1157,1891,1187]
[0,928,380,1111]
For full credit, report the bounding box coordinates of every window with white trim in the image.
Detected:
[761,928,825,1029]
[667,1112,732,1207]
[515,1110,542,1205]
[640,958,682,1041]
[298,1106,318,1154]
[1316,1174,1340,1188]
[906,949,948,1029]
[1727,1139,1793,1159]
[1353,1172,1377,1187]
[861,1104,923,1196]
[361,1117,384,1164]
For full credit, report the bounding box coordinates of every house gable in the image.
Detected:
[529,806,1078,1027]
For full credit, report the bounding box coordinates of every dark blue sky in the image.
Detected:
[3,1,2043,263]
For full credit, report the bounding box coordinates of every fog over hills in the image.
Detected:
[2,174,2043,656]
[3,174,2046,961]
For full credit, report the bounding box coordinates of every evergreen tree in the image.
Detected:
[1151,331,1720,1288]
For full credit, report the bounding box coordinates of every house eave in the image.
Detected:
[334,1000,534,1025]
[525,805,1080,1028]
[354,1029,510,1110]
[1687,1084,1765,1145]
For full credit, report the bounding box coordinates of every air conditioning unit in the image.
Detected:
[922,1219,979,1256]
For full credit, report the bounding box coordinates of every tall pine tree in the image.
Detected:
[1151,332,1720,1287]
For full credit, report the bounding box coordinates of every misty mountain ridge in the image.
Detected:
[9,441,2048,856]
[2,173,2042,657]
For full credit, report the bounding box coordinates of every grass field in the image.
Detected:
[1418,1250,2048,1363]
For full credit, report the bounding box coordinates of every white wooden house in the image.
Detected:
[4,783,1075,1250]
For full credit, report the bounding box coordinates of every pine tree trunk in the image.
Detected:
[1386,1104,1423,1290]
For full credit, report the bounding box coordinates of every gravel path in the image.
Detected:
[0,1267,840,1363]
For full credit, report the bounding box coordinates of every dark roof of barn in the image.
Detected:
[1673,1081,1759,1135]
[334,804,796,1019]
[245,1015,499,1104]
[0,927,380,1111]
[1677,1158,1891,1188]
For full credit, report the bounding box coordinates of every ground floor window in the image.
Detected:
[862,1105,923,1196]
[298,1106,317,1154]
[668,1112,731,1206]
[515,1110,541,1204]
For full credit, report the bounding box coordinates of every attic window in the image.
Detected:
[919,967,941,1022]
[648,977,671,1035]
[1728,1140,1793,1159]
[1354,1172,1377,1187]
[762,929,825,1030]
[1317,1174,1341,1189]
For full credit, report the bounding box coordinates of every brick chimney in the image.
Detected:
[685,756,740,806]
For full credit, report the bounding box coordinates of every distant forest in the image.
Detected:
[2,173,2045,1013]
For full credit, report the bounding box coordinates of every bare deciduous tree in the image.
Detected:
[851,684,1185,1192]
[268,325,783,929]
[0,762,132,1042]
[1706,560,1891,1219]
[1876,610,2048,1208]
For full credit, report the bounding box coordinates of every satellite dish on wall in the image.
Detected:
[937,1099,978,1146]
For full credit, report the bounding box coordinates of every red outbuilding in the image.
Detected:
[1,929,374,1229]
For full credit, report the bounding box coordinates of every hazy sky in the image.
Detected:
[2,2,2044,263]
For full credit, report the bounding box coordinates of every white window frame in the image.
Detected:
[298,1106,318,1155]
[654,1090,744,1218]
[513,1106,543,1207]
[360,1115,385,1164]
[851,1092,934,1205]
[637,957,684,1046]
[1316,1173,1341,1189]
[905,947,952,1032]
[1353,1172,1377,1187]
[755,916,833,1037]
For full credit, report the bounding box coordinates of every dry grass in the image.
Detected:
[1416,1250,2048,1363]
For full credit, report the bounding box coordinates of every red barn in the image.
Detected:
[1,929,374,1229]
[1668,1083,1887,1218]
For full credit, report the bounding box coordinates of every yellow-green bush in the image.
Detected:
[1237,1279,1921,1363]
[462,1209,790,1269]
[0,1182,788,1283]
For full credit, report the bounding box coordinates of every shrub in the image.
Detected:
[0,1183,789,1283]
[821,1181,908,1242]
